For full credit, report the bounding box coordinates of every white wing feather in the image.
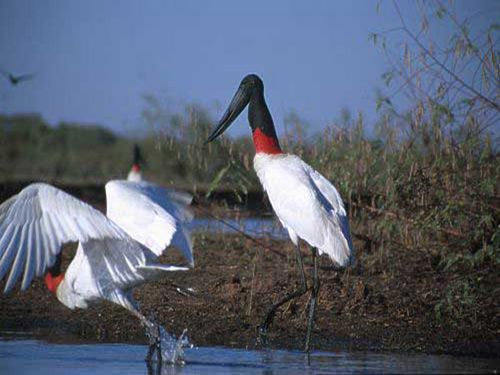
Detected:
[306,166,355,265]
[0,183,127,293]
[254,154,354,267]
[105,180,194,266]
[57,239,187,309]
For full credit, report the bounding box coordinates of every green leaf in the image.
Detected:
[205,163,231,198]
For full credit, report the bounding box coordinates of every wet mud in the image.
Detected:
[0,232,498,358]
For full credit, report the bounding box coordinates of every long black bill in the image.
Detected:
[205,84,251,143]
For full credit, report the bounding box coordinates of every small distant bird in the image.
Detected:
[128,144,145,182]
[0,180,194,362]
[206,74,354,353]
[0,70,35,86]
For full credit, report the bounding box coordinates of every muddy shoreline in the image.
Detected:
[0,232,498,359]
[0,181,498,359]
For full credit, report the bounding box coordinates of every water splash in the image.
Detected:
[158,326,192,365]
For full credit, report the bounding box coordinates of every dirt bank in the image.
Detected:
[0,231,498,358]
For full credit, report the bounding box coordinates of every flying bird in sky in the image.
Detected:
[0,69,35,86]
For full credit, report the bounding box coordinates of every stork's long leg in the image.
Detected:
[128,308,162,363]
[259,242,308,345]
[146,359,162,375]
[305,248,320,353]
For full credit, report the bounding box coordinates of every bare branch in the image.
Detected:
[392,0,499,111]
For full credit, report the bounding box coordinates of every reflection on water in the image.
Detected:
[188,217,288,239]
[0,337,498,375]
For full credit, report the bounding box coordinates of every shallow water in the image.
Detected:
[188,217,287,239]
[0,336,498,374]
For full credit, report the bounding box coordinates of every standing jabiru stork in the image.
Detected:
[127,144,145,182]
[0,180,194,362]
[206,74,354,353]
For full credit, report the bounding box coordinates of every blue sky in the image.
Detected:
[0,0,497,138]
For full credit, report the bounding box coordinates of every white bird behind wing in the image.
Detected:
[127,168,142,182]
[106,180,194,266]
[254,153,354,267]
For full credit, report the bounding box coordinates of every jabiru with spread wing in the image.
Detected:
[0,179,194,362]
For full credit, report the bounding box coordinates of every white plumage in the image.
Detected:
[127,168,142,182]
[205,73,355,352]
[106,180,194,266]
[254,153,354,267]
[0,181,193,312]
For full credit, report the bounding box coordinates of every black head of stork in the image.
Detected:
[206,74,282,154]
[132,143,145,169]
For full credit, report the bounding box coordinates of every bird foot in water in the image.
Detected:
[145,322,162,363]
[257,325,270,348]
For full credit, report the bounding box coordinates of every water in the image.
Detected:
[188,217,287,239]
[0,336,498,374]
[155,326,191,365]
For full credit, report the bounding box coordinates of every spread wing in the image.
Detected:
[15,73,35,82]
[105,180,194,266]
[0,183,127,293]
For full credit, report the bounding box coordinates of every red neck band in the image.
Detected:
[44,273,64,294]
[252,128,282,154]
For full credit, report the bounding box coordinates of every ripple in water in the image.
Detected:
[1,336,498,374]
